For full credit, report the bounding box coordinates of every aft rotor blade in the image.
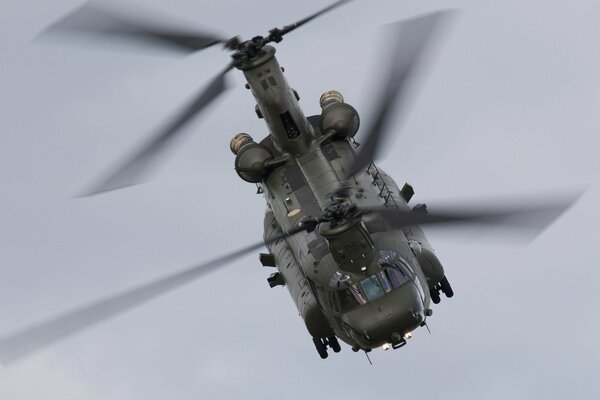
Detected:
[365,196,578,233]
[41,2,226,53]
[344,11,453,178]
[80,65,233,196]
[0,225,308,365]
[266,0,352,42]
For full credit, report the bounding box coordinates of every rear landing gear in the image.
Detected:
[430,276,454,304]
[312,336,342,359]
[328,336,341,353]
[430,287,441,304]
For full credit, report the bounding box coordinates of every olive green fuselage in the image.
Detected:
[235,47,442,351]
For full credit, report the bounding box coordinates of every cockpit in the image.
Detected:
[330,250,418,313]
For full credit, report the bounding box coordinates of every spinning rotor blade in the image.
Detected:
[0,225,307,365]
[42,2,226,53]
[81,65,233,196]
[365,196,578,234]
[345,11,453,178]
[266,0,353,42]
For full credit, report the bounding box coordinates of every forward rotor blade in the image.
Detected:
[365,196,578,233]
[267,0,352,42]
[80,65,233,196]
[41,2,226,53]
[345,11,453,178]
[0,225,308,365]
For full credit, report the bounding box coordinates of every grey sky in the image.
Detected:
[1,0,599,399]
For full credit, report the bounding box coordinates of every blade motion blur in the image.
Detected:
[0,0,579,364]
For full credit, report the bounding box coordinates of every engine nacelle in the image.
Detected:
[319,90,360,139]
[230,133,272,183]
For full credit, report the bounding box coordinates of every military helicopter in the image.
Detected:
[0,0,576,363]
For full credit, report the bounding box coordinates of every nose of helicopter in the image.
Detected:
[343,282,425,347]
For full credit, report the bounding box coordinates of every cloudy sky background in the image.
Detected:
[1,0,599,399]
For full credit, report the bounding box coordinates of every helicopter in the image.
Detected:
[0,0,577,363]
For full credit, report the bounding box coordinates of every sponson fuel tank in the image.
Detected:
[230,133,273,183]
[263,209,333,338]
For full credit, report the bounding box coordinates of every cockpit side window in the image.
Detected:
[377,271,392,293]
[349,285,366,305]
[378,250,413,289]
[333,286,366,313]
[385,267,410,288]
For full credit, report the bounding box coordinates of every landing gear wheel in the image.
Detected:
[440,276,454,298]
[430,287,441,304]
[327,336,341,353]
[312,337,328,359]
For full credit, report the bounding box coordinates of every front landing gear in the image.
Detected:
[430,276,454,304]
[313,337,328,359]
[430,287,441,304]
[440,276,454,298]
[312,336,342,359]
[328,336,341,353]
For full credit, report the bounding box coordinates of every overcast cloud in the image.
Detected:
[0,0,599,399]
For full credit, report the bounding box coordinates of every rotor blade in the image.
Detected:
[344,11,454,178]
[267,0,352,42]
[41,2,226,53]
[0,225,308,365]
[80,65,233,196]
[364,195,578,233]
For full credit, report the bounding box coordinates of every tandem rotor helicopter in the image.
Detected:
[0,0,577,362]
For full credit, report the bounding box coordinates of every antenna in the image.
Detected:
[364,351,373,365]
